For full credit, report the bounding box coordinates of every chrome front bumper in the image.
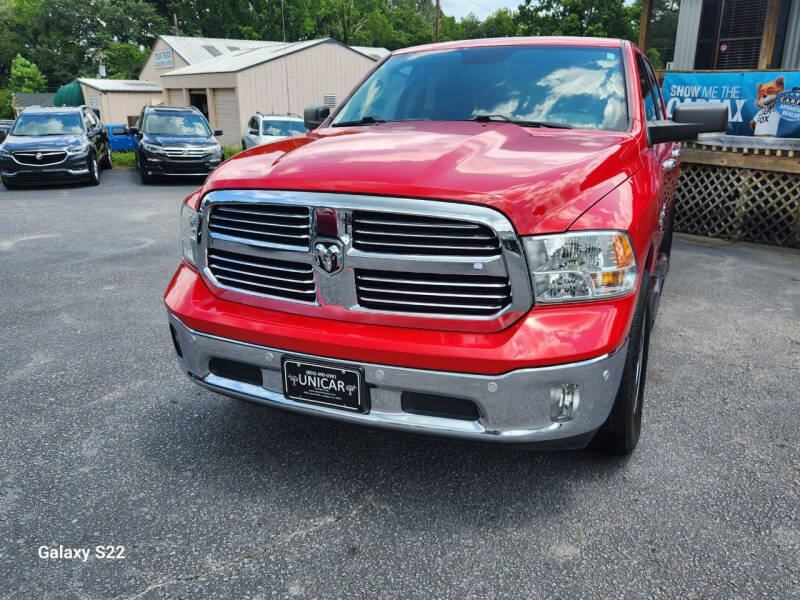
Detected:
[168,314,627,446]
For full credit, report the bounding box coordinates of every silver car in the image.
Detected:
[241,113,306,149]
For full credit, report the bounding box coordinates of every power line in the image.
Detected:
[457,0,494,15]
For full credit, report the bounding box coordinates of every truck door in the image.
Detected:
[636,54,678,252]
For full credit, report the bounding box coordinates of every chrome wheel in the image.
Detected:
[89,156,100,185]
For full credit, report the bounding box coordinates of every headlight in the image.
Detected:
[203,143,222,155]
[66,143,89,155]
[522,231,637,303]
[180,203,199,266]
[143,142,164,154]
[0,145,10,157]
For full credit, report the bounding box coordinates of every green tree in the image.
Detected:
[0,89,13,119]
[459,13,483,40]
[105,43,149,80]
[518,0,639,40]
[0,0,168,88]
[438,14,463,42]
[632,0,680,63]
[8,54,47,92]
[482,9,519,38]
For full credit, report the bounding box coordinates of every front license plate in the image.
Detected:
[282,358,364,411]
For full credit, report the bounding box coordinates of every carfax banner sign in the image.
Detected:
[661,71,800,138]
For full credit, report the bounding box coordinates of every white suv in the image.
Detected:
[241,114,306,149]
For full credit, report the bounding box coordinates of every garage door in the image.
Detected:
[213,88,240,146]
[166,89,183,106]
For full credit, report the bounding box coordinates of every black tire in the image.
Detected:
[241,138,247,150]
[100,144,112,169]
[87,154,100,186]
[140,167,155,185]
[591,272,651,455]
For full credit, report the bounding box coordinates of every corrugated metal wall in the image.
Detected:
[782,0,800,68]
[213,88,240,146]
[672,0,703,69]
[139,39,189,86]
[165,89,183,106]
[235,42,375,127]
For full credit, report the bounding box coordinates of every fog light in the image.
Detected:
[550,384,580,422]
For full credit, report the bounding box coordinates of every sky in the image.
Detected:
[441,0,637,20]
[440,0,516,19]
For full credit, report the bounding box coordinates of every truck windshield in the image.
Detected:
[10,113,83,136]
[144,113,211,136]
[332,45,628,131]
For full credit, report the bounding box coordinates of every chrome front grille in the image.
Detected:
[12,151,67,166]
[352,211,500,256]
[198,190,532,331]
[163,147,208,158]
[207,249,316,302]
[356,270,511,316]
[208,204,312,249]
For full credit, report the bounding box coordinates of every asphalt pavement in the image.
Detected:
[1,169,798,599]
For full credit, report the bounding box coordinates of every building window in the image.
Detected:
[694,0,791,70]
[323,94,336,107]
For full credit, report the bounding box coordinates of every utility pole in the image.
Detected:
[173,14,180,36]
[435,0,440,43]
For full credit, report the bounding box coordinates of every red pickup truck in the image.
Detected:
[165,37,726,454]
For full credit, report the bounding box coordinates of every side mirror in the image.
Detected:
[128,126,140,136]
[214,129,223,136]
[249,128,258,135]
[648,103,728,145]
[304,104,331,130]
[673,104,729,132]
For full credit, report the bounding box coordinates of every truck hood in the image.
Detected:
[3,134,83,151]
[205,121,642,234]
[144,134,215,147]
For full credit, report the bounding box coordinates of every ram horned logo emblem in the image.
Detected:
[313,241,343,274]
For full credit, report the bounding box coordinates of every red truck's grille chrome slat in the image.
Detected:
[207,249,316,302]
[355,270,511,316]
[208,204,312,249]
[351,211,501,257]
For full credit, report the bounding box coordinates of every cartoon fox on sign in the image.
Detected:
[750,76,784,136]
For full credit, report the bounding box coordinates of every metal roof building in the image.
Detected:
[75,78,165,127]
[152,38,381,145]
[132,35,387,145]
[11,92,56,117]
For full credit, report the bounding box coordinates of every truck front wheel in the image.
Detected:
[591,272,651,455]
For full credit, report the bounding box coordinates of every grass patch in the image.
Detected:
[223,145,242,160]
[112,151,137,168]
[111,146,241,169]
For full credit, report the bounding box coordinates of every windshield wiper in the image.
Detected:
[470,114,573,129]
[513,120,573,129]
[331,115,386,127]
[471,114,512,123]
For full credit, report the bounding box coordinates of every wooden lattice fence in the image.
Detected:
[675,142,800,248]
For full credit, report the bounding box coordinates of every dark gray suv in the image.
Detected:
[0,106,111,189]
